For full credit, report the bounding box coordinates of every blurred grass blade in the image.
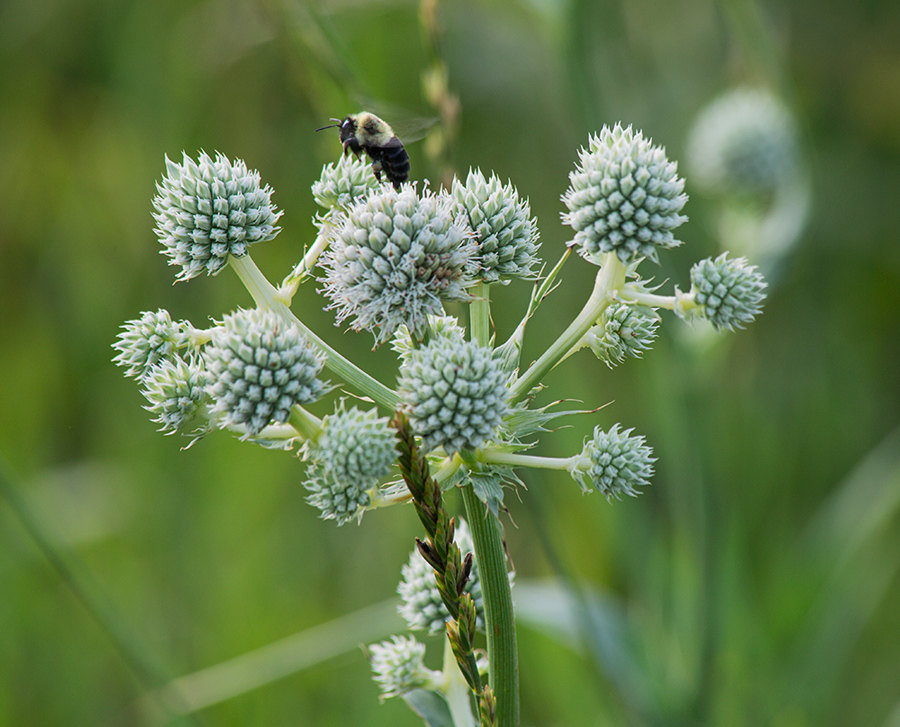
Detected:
[0,459,200,727]
[403,689,454,727]
[149,598,405,718]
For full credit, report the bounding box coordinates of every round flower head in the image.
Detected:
[204,308,328,436]
[687,88,798,195]
[390,315,467,363]
[113,309,192,380]
[319,185,476,345]
[311,153,381,211]
[140,354,211,436]
[449,168,540,284]
[398,335,508,454]
[398,520,487,634]
[585,303,659,368]
[569,423,655,499]
[369,635,434,699]
[562,124,687,265]
[153,151,282,281]
[689,253,767,332]
[305,403,398,525]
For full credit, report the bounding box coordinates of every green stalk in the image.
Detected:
[467,282,519,727]
[228,254,400,411]
[507,253,625,404]
[442,638,477,727]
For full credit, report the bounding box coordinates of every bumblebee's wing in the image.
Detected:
[389,117,439,144]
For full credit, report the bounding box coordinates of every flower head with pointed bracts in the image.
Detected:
[562,124,687,265]
[569,423,655,499]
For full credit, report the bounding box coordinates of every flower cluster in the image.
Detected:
[319,185,476,345]
[584,303,660,367]
[304,403,398,524]
[562,124,688,264]
[368,635,435,699]
[569,424,656,500]
[397,334,508,454]
[449,168,540,284]
[112,309,192,380]
[687,87,798,196]
[688,253,767,332]
[153,152,282,281]
[204,308,329,436]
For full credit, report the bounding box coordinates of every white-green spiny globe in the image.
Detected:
[687,87,798,195]
[305,403,398,524]
[311,153,381,211]
[320,185,476,345]
[449,168,540,284]
[113,309,192,380]
[398,335,507,454]
[204,309,328,436]
[585,303,659,367]
[570,424,655,499]
[140,355,211,436]
[390,315,468,364]
[397,520,487,634]
[562,124,687,265]
[369,635,432,699]
[153,152,281,281]
[689,253,767,332]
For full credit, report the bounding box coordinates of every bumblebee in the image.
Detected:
[317,112,411,190]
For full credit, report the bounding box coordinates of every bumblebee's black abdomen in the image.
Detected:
[379,137,410,189]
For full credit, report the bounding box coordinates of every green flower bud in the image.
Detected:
[368,635,433,699]
[398,335,508,454]
[562,124,687,265]
[449,168,540,284]
[204,308,328,436]
[689,253,767,332]
[140,354,211,436]
[311,153,381,211]
[585,303,659,367]
[153,152,281,281]
[687,87,799,195]
[112,309,192,380]
[319,185,476,346]
[305,403,398,525]
[569,423,655,499]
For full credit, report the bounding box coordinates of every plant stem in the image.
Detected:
[442,638,477,727]
[466,282,519,727]
[228,254,400,411]
[480,449,572,472]
[508,253,625,404]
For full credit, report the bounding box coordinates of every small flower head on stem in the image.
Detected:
[204,308,328,436]
[140,354,211,437]
[368,635,435,699]
[562,124,687,265]
[311,153,381,211]
[305,402,398,524]
[397,335,508,455]
[449,168,541,284]
[584,303,660,367]
[569,423,655,499]
[319,185,476,345]
[153,151,282,281]
[689,253,767,332]
[112,309,192,380]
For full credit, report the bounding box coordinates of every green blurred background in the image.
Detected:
[2,0,899,725]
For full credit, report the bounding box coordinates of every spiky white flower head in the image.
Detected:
[398,335,508,454]
[687,88,798,195]
[311,153,380,211]
[112,309,192,380]
[585,303,660,367]
[562,124,688,265]
[689,253,767,332]
[153,151,282,281]
[204,308,328,436]
[368,635,435,699]
[140,354,211,436]
[319,185,476,345]
[449,168,540,284]
[569,423,655,499]
[398,520,487,634]
[305,403,398,525]
[390,315,467,363]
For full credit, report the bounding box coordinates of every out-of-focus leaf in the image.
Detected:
[402,689,454,727]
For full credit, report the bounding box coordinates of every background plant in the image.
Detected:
[2,0,900,726]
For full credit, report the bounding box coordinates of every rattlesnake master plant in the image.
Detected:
[115,125,767,727]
